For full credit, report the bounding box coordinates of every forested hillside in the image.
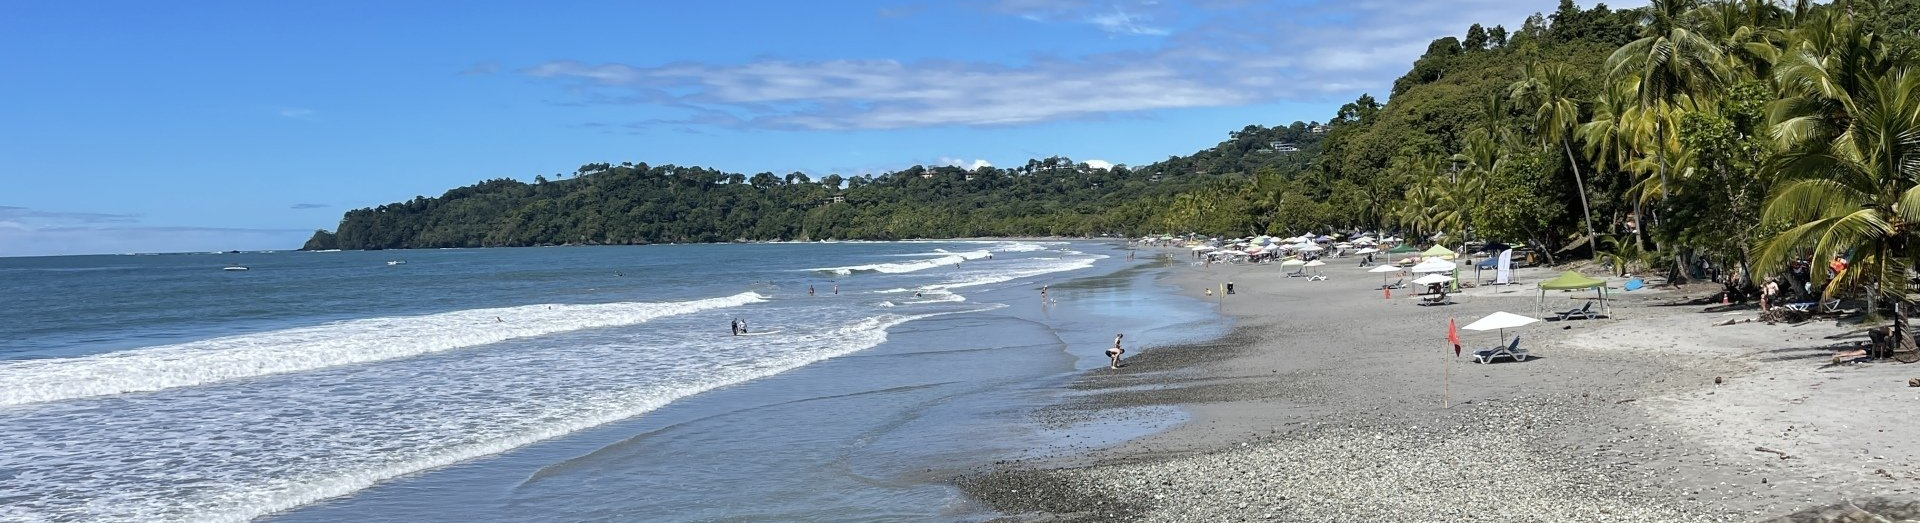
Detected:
[308,0,1920,315]
[302,122,1326,250]
[1164,0,1920,311]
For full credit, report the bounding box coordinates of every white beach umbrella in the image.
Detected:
[1191,245,1217,251]
[1409,259,1456,273]
[1303,259,1327,277]
[1354,247,1379,255]
[1412,273,1454,286]
[1279,259,1306,268]
[1369,263,1401,287]
[1297,244,1325,253]
[1461,310,1540,345]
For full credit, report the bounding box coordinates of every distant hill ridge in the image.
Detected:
[301,123,1327,250]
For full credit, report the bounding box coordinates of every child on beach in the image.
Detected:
[1106,334,1125,369]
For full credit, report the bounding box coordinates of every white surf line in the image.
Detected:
[809,249,991,275]
[179,311,957,523]
[0,292,766,407]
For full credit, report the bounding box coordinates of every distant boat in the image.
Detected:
[223,265,249,271]
[387,260,406,266]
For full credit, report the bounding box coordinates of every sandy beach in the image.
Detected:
[962,248,1920,522]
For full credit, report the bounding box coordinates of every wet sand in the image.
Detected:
[960,248,1920,522]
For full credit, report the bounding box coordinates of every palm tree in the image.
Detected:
[1606,0,1728,283]
[1512,61,1599,256]
[1605,0,1726,201]
[1770,8,1890,150]
[1577,78,1654,246]
[1755,67,1920,313]
[1689,0,1787,81]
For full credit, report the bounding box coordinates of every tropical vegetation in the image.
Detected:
[309,0,1920,317]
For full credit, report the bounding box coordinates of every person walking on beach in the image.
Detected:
[1762,278,1780,311]
[1106,334,1126,369]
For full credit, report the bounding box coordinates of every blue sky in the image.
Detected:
[0,0,1642,256]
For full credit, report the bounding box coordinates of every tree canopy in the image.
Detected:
[304,125,1327,250]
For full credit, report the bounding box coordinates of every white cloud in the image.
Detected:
[520,0,1650,130]
[938,157,995,170]
[1083,159,1114,169]
[1087,6,1169,35]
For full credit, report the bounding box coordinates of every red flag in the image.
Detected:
[1446,318,1461,357]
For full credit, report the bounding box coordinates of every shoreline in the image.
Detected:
[961,247,1920,522]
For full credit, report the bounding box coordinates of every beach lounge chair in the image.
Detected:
[1779,299,1839,313]
[1418,291,1451,306]
[1554,301,1596,321]
[1378,278,1403,290]
[1474,336,1527,364]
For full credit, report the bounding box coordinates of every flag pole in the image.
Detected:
[1443,345,1450,409]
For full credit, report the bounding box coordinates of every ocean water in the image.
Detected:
[0,241,1224,522]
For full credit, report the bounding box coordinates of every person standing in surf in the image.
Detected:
[731,318,740,336]
[1106,334,1125,369]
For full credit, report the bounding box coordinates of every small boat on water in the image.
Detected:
[223,265,249,271]
[387,260,406,266]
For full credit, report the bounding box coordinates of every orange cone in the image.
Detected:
[1384,287,1391,300]
[1722,292,1730,305]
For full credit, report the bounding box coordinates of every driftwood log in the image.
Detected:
[1760,308,1809,324]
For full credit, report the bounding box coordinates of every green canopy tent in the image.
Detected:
[1420,244,1457,260]
[1536,271,1609,317]
[1386,244,1420,265]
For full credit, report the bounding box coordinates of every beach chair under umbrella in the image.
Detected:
[1370,263,1402,289]
[1280,258,1306,277]
[1304,259,1327,280]
[1462,311,1539,363]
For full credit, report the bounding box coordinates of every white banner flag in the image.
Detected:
[1495,249,1513,285]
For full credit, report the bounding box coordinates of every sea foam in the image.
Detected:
[809,249,990,275]
[0,311,947,523]
[0,292,765,407]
